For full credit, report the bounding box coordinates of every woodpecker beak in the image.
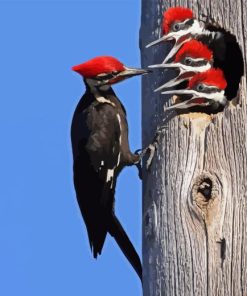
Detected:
[118,67,151,79]
[164,97,211,111]
[161,89,227,106]
[162,20,203,63]
[154,75,188,92]
[106,67,151,85]
[146,28,191,48]
[151,63,193,92]
[149,62,180,69]
[150,61,211,71]
[146,20,202,63]
[151,61,212,92]
[162,89,206,97]
[146,35,169,48]
[146,34,188,65]
[147,36,190,65]
[163,38,191,63]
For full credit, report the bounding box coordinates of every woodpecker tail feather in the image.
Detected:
[108,214,142,281]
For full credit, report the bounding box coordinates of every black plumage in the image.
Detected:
[196,25,244,99]
[71,82,142,280]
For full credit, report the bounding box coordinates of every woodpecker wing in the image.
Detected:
[71,94,121,257]
[196,26,244,99]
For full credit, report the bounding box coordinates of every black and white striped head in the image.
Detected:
[162,68,227,111]
[150,40,213,92]
[72,56,149,88]
[146,7,203,63]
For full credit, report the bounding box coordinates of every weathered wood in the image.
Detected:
[140,0,247,295]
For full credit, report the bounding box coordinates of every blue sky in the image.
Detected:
[0,0,142,295]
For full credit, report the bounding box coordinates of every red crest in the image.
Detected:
[175,40,213,62]
[163,7,194,34]
[72,56,125,78]
[189,68,227,90]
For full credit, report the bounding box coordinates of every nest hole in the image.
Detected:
[205,24,244,101]
[192,174,217,210]
[163,25,244,116]
[197,178,213,201]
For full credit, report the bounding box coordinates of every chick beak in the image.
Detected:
[154,76,186,92]
[164,98,211,112]
[162,38,190,63]
[149,62,181,69]
[146,29,188,48]
[161,89,201,97]
[151,63,191,92]
[146,35,170,48]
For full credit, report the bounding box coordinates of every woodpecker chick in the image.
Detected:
[71,56,149,280]
[150,39,213,92]
[146,7,201,63]
[146,6,243,99]
[161,68,227,111]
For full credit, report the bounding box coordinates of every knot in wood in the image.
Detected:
[198,178,212,200]
[192,172,219,212]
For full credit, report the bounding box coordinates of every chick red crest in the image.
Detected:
[72,56,125,78]
[163,7,193,34]
[189,68,227,90]
[175,40,213,62]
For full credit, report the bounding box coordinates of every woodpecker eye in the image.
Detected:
[184,57,192,65]
[197,84,205,92]
[112,71,119,75]
[172,23,180,32]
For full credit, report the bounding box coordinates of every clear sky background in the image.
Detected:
[0,0,142,295]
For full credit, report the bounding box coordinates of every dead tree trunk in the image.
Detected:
[140,1,247,295]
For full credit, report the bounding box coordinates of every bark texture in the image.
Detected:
[140,1,247,295]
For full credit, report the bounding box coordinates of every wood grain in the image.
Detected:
[140,1,247,295]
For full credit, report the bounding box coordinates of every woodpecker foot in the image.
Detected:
[134,144,156,177]
[134,125,166,174]
[145,143,157,170]
[135,162,143,180]
[134,148,146,179]
[145,128,163,170]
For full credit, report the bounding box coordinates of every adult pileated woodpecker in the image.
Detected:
[161,68,227,111]
[150,39,213,92]
[71,56,149,281]
[146,7,243,99]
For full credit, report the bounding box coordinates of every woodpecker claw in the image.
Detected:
[145,129,163,171]
[145,144,157,171]
[134,148,148,179]
[135,162,143,180]
[133,129,161,175]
